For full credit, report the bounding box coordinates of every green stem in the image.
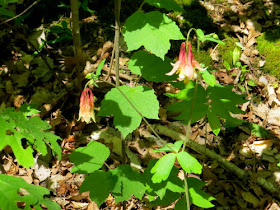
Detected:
[186,28,196,44]
[197,39,200,53]
[138,0,146,11]
[184,173,190,210]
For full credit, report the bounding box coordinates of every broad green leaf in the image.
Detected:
[153,141,183,153]
[188,177,215,208]
[166,81,208,124]
[0,108,61,168]
[123,11,184,60]
[166,82,246,135]
[176,151,202,174]
[196,29,204,38]
[200,70,216,87]
[145,0,184,12]
[247,123,270,138]
[98,85,159,138]
[175,178,215,209]
[80,170,117,207]
[96,59,106,77]
[70,141,110,174]
[0,174,60,210]
[151,153,177,183]
[128,50,177,82]
[152,190,181,206]
[111,165,145,203]
[145,159,184,199]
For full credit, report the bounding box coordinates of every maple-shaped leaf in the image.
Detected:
[166,81,246,135]
[0,108,61,168]
[123,11,184,60]
[145,0,184,12]
[98,85,159,138]
[175,178,215,209]
[80,170,117,207]
[111,165,146,203]
[0,174,60,210]
[128,50,177,82]
[70,141,110,174]
[144,159,184,200]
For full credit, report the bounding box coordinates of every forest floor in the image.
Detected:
[1,0,280,209]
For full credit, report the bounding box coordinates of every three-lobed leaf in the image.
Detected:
[98,85,159,138]
[123,11,184,60]
[0,174,60,210]
[70,141,110,174]
[153,141,183,153]
[177,151,202,174]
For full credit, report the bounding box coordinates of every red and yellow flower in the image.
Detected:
[78,88,96,123]
[166,42,206,83]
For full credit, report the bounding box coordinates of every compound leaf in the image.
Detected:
[0,174,60,210]
[98,85,159,138]
[111,165,145,203]
[70,141,110,174]
[153,141,183,153]
[123,11,184,60]
[0,108,61,168]
[176,151,202,174]
[151,153,177,183]
[80,170,117,207]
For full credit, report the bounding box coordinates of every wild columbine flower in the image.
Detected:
[166,42,206,83]
[78,88,96,123]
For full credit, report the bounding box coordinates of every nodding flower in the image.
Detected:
[78,88,96,123]
[166,42,206,83]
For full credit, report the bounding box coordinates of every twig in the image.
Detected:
[1,0,39,25]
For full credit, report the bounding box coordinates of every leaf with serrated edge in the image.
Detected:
[80,171,117,207]
[70,141,110,174]
[111,165,145,203]
[145,159,184,200]
[128,50,177,82]
[177,151,202,174]
[98,86,159,138]
[123,11,184,60]
[151,153,177,183]
[0,174,60,210]
[145,0,184,12]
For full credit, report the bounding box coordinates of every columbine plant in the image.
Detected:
[166,42,206,83]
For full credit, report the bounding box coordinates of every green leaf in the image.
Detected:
[0,174,60,210]
[152,190,181,206]
[123,11,184,60]
[196,29,204,38]
[153,141,183,153]
[176,151,202,174]
[98,85,159,138]
[248,123,270,138]
[200,70,216,87]
[128,50,177,82]
[19,103,40,117]
[224,60,231,70]
[70,141,110,174]
[80,170,117,207]
[145,0,184,12]
[166,82,246,135]
[144,159,184,200]
[188,177,215,208]
[96,59,106,77]
[166,81,208,124]
[111,165,145,203]
[0,108,61,168]
[151,153,177,183]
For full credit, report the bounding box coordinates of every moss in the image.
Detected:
[256,27,280,78]
[193,47,214,67]
[217,37,239,66]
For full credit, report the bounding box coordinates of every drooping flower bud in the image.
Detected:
[78,88,95,123]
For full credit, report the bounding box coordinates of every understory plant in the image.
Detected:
[0,0,251,209]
